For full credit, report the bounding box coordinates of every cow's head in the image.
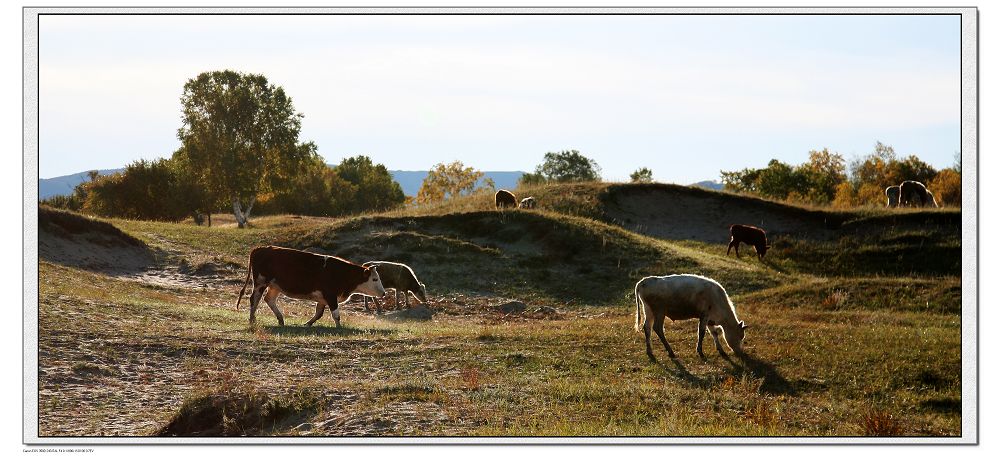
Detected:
[725,320,748,353]
[413,282,428,303]
[756,244,770,258]
[353,265,387,298]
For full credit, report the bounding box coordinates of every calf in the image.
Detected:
[495,189,517,209]
[518,196,536,209]
[361,261,428,314]
[634,274,748,360]
[236,246,386,327]
[885,185,900,208]
[727,224,770,260]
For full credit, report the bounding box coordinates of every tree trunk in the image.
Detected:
[232,197,256,229]
[208,212,212,227]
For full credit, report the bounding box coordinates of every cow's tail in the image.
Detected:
[236,250,254,310]
[634,282,645,333]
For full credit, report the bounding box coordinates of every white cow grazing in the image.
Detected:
[634,274,747,360]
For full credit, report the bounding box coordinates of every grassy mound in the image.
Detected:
[280,210,789,306]
[39,206,154,272]
[157,388,320,437]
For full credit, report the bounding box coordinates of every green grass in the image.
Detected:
[35,188,962,438]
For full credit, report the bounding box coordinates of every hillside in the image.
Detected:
[396,182,961,277]
[34,183,962,437]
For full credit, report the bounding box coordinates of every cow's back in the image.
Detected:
[251,246,334,295]
[730,224,766,244]
[363,261,416,289]
[637,275,710,321]
[495,190,517,208]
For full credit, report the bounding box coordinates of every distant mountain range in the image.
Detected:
[690,180,724,191]
[38,168,527,200]
[38,169,123,200]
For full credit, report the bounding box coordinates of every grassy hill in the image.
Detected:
[34,182,963,438]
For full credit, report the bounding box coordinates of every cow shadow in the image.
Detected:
[659,358,712,388]
[726,351,797,396]
[261,325,395,338]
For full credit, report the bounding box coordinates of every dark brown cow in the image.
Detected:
[898,180,939,208]
[727,224,770,260]
[236,246,386,327]
[495,189,517,209]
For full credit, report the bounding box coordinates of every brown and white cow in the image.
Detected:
[236,246,386,327]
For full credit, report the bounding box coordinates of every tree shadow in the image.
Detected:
[727,351,798,396]
[260,325,395,338]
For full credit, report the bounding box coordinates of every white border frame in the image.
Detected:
[22,6,978,445]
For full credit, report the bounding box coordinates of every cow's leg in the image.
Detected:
[331,305,341,328]
[734,242,741,258]
[727,239,736,256]
[248,281,267,325]
[653,315,676,359]
[363,295,371,312]
[305,301,325,327]
[708,325,726,355]
[697,318,708,358]
[642,305,656,362]
[263,287,284,327]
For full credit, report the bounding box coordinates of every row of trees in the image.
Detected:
[720,142,961,207]
[46,152,406,224]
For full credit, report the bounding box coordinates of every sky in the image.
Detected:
[38,14,961,183]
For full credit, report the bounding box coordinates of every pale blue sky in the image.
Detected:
[39,14,961,183]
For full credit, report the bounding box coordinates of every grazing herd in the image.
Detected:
[234,180,940,360]
[885,180,939,208]
[236,245,386,328]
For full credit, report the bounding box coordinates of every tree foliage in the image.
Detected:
[517,172,546,187]
[177,70,312,227]
[534,150,601,182]
[416,161,494,204]
[630,167,653,183]
[80,159,205,221]
[928,168,961,207]
[718,145,953,207]
[40,171,99,212]
[721,150,846,205]
[833,142,941,207]
[331,155,406,213]
[259,153,357,216]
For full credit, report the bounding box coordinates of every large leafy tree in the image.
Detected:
[332,155,406,213]
[417,161,494,204]
[177,70,311,228]
[262,153,356,216]
[535,150,602,182]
